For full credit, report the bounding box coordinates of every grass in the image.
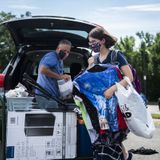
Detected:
[151,113,160,127]
[151,113,160,119]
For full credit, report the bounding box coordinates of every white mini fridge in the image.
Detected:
[6,109,77,160]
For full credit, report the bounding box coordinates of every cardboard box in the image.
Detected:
[6,110,77,160]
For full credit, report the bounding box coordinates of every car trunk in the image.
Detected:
[2,16,96,49]
[1,16,96,91]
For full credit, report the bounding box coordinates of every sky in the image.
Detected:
[0,0,160,39]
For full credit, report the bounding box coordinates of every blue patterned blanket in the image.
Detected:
[73,65,120,131]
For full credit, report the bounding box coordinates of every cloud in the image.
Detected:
[84,3,160,38]
[9,4,40,10]
[110,3,160,12]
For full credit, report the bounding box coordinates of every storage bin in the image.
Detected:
[6,97,34,111]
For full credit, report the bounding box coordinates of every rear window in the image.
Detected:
[21,28,88,39]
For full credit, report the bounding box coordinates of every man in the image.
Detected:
[36,39,71,98]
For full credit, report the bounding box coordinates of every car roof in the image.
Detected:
[1,16,97,48]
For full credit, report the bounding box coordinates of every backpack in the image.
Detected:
[93,50,142,94]
[112,50,142,94]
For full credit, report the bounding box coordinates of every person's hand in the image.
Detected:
[104,87,114,99]
[88,57,95,66]
[60,74,71,81]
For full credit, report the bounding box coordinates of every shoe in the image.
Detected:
[129,147,159,155]
[127,152,133,160]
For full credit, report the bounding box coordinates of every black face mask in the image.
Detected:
[59,50,66,60]
[89,42,101,53]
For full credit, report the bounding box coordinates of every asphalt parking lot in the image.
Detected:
[123,105,160,160]
[148,104,160,114]
[124,126,160,160]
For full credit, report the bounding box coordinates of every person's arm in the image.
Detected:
[39,64,71,81]
[117,64,133,86]
[104,65,133,99]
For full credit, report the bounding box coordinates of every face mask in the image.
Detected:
[59,50,66,60]
[90,42,101,53]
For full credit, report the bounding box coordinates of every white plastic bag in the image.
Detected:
[5,83,29,97]
[57,79,73,99]
[115,76,155,139]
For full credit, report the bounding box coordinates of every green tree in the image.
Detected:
[0,11,32,72]
[0,12,16,72]
[136,31,155,99]
[0,11,16,23]
[20,11,32,18]
[115,36,141,74]
[115,36,143,87]
[115,32,159,101]
[148,33,160,100]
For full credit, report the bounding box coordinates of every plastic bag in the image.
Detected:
[5,83,29,97]
[115,76,155,139]
[57,79,73,99]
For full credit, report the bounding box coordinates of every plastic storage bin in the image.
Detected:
[6,97,34,111]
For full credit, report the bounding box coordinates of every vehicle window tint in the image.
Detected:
[21,28,88,38]
[0,25,16,72]
[63,52,86,80]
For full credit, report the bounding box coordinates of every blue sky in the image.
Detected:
[0,0,160,39]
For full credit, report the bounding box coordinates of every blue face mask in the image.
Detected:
[90,42,101,53]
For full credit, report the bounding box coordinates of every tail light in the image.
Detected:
[0,74,5,88]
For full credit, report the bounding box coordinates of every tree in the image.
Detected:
[20,11,32,18]
[148,33,160,100]
[0,11,16,23]
[136,31,155,99]
[115,36,141,73]
[0,11,32,72]
[115,32,160,101]
[0,12,16,72]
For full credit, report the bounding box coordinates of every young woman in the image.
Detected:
[88,26,133,160]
